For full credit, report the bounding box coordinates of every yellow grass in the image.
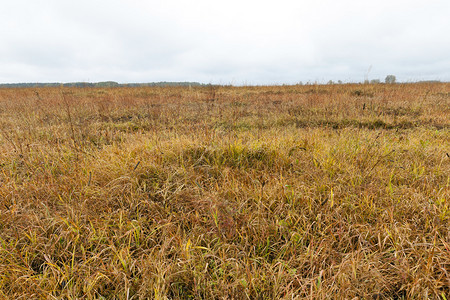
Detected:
[0,83,449,299]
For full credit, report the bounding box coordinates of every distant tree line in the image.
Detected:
[322,75,443,85]
[0,81,205,88]
[0,78,445,88]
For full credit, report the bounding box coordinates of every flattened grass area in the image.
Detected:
[0,83,449,299]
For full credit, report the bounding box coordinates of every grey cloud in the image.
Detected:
[1,0,449,84]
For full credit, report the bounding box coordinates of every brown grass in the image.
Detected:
[0,83,449,299]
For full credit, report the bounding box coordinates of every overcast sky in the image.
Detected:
[1,0,449,84]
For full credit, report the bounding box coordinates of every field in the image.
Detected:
[0,83,449,299]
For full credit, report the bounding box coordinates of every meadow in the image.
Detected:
[0,83,448,299]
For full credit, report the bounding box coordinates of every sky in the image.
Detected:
[1,0,449,85]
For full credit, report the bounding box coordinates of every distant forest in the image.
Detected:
[0,81,205,88]
[0,80,444,88]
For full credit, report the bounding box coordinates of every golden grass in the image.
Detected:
[0,83,449,299]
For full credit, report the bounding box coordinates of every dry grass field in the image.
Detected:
[0,83,449,299]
